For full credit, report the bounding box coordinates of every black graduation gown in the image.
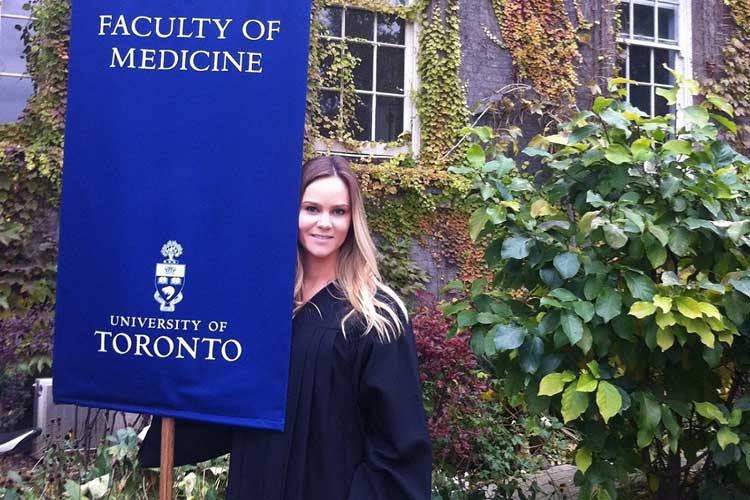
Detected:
[139,283,432,499]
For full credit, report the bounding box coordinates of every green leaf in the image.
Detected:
[647,223,670,246]
[624,272,656,301]
[656,328,675,351]
[603,223,628,249]
[501,237,533,259]
[706,94,733,116]
[562,383,590,423]
[519,337,544,374]
[576,447,593,474]
[668,228,692,256]
[577,371,599,392]
[530,199,554,217]
[653,295,673,313]
[596,289,622,323]
[729,279,750,299]
[682,105,710,127]
[605,144,632,164]
[660,176,682,199]
[661,406,680,436]
[717,427,740,450]
[467,143,485,168]
[597,381,623,423]
[728,221,750,243]
[573,301,595,322]
[469,207,490,241]
[579,210,601,236]
[629,301,657,318]
[539,372,573,396]
[631,137,652,161]
[586,190,609,208]
[550,288,578,302]
[675,296,703,319]
[711,113,737,134]
[639,393,662,431]
[584,275,606,300]
[553,252,581,280]
[655,86,678,105]
[696,301,721,319]
[694,401,728,424]
[661,271,681,287]
[561,312,584,344]
[637,428,653,449]
[593,96,614,113]
[492,324,527,351]
[457,310,477,328]
[662,139,692,155]
[476,312,501,324]
[600,108,631,131]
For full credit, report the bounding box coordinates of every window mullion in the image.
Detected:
[370,16,377,141]
[629,0,634,39]
[650,47,655,115]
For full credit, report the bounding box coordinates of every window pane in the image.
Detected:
[376,14,405,45]
[0,76,32,123]
[354,93,372,141]
[629,84,651,115]
[376,46,404,94]
[0,17,29,75]
[375,95,403,142]
[348,42,373,91]
[633,3,654,38]
[345,9,374,41]
[619,2,630,35]
[318,90,340,136]
[658,7,677,41]
[2,0,31,16]
[653,49,676,84]
[318,7,342,38]
[629,45,650,83]
[654,89,674,116]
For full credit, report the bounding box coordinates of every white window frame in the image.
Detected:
[617,0,692,116]
[314,4,420,159]
[0,1,33,123]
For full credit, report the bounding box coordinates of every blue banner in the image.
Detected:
[53,0,311,429]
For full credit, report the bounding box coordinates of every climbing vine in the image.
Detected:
[416,0,470,168]
[489,0,584,105]
[707,0,750,151]
[0,0,68,429]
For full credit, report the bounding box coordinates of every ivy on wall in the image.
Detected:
[302,0,482,293]
[0,0,69,429]
[707,0,750,151]
[416,0,469,167]
[488,0,585,105]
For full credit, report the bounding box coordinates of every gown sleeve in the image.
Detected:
[138,417,232,468]
[347,315,432,500]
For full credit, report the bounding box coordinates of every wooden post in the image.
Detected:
[159,417,175,500]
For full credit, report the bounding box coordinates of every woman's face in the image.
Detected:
[298,176,352,265]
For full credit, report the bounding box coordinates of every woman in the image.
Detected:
[140,155,432,499]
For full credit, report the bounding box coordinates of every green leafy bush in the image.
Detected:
[1,427,228,499]
[445,76,750,499]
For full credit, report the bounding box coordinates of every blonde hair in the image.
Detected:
[294,156,408,343]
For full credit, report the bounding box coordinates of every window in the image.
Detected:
[316,5,417,156]
[617,0,691,116]
[0,0,33,124]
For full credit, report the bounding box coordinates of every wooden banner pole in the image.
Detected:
[159,417,175,500]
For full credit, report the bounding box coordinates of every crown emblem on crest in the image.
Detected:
[154,240,186,312]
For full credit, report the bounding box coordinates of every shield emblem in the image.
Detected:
[154,263,186,312]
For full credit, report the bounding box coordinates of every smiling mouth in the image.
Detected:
[311,235,333,240]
